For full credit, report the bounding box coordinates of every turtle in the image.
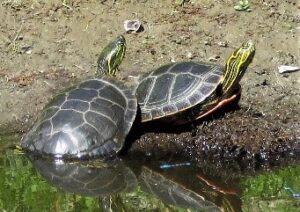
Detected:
[21,35,137,159]
[135,40,255,124]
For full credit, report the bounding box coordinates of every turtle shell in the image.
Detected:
[136,62,224,123]
[21,78,137,159]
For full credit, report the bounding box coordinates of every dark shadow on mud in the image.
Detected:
[119,102,241,157]
[119,98,300,166]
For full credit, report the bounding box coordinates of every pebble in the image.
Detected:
[208,55,220,62]
[278,65,300,73]
[217,41,228,47]
[124,19,142,33]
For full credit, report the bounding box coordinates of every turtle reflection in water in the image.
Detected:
[21,35,137,159]
[139,165,242,211]
[28,155,137,197]
[28,153,242,211]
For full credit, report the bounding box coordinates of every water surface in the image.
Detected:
[0,135,299,211]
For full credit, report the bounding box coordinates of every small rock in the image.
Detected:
[278,65,300,73]
[255,69,267,75]
[217,41,228,47]
[186,52,194,59]
[261,79,269,86]
[204,40,212,46]
[20,45,33,54]
[17,35,24,41]
[208,55,220,62]
[124,19,143,33]
[149,49,156,55]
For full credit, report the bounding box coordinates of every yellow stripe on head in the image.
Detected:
[222,40,255,94]
[97,35,126,77]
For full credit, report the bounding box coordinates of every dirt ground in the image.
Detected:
[0,0,299,162]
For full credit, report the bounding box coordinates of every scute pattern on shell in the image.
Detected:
[136,62,223,122]
[21,78,137,159]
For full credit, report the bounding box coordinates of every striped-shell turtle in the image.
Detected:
[21,35,137,159]
[136,41,255,124]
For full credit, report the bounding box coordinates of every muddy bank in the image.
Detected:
[127,102,300,163]
[0,1,299,161]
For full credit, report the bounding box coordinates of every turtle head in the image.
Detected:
[222,40,255,94]
[97,35,126,77]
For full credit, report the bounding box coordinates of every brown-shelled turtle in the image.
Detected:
[135,41,255,124]
[21,35,137,159]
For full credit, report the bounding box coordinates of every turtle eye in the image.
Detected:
[116,35,126,46]
[242,40,254,50]
[118,41,125,46]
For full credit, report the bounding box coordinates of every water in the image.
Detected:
[0,135,299,211]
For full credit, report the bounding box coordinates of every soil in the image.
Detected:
[0,0,299,163]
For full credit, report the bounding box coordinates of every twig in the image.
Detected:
[62,0,73,10]
[12,25,23,51]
